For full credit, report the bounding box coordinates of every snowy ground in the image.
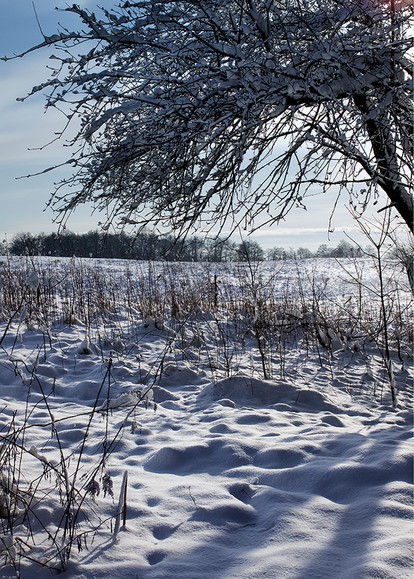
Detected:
[0,257,412,578]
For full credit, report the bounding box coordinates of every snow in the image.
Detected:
[0,257,412,578]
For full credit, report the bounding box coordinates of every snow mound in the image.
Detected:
[198,375,340,412]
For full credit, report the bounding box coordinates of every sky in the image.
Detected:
[0,1,406,251]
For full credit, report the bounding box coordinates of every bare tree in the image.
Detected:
[5,0,414,235]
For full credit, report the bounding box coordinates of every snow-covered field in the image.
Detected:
[0,256,412,578]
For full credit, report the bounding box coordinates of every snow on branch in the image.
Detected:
[7,0,414,234]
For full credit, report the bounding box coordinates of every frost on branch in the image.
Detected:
[10,0,414,234]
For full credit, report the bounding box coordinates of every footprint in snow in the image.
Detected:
[152,524,178,541]
[228,482,255,504]
[147,550,167,565]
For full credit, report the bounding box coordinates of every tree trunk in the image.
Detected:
[354,94,414,233]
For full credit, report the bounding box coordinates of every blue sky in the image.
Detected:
[0,1,105,241]
[0,1,401,250]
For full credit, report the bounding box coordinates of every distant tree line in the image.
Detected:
[1,231,365,262]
